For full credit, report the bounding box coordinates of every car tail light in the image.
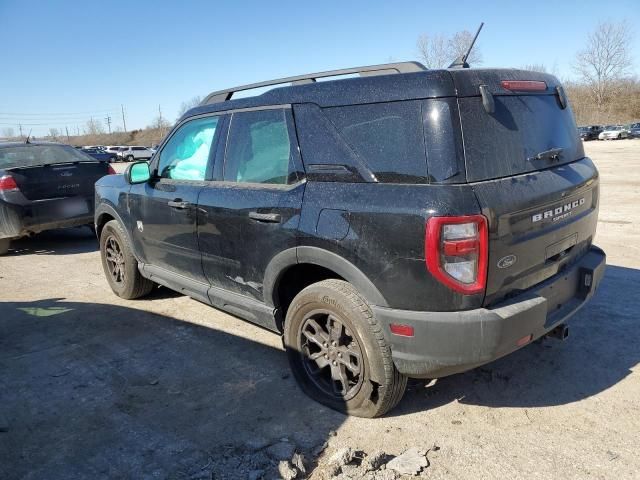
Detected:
[0,175,19,192]
[501,80,547,91]
[107,165,117,175]
[425,215,488,295]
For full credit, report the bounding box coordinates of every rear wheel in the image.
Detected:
[0,238,10,255]
[284,279,407,418]
[100,220,154,299]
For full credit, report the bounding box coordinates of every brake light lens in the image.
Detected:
[0,175,19,191]
[501,80,547,91]
[426,215,488,295]
[107,165,117,175]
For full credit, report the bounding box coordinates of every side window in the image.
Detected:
[322,101,427,183]
[158,116,219,181]
[223,109,294,185]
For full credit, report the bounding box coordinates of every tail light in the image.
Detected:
[501,80,547,91]
[107,165,117,175]
[425,215,488,295]
[0,175,19,192]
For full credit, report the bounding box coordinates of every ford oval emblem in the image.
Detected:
[497,254,517,269]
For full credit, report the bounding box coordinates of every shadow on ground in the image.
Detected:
[396,265,640,415]
[6,227,97,256]
[0,299,344,480]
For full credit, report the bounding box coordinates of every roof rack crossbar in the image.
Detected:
[201,61,427,105]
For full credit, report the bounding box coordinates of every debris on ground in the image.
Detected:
[278,460,299,479]
[385,448,429,476]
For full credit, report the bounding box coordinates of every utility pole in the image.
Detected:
[121,104,127,133]
[18,124,23,138]
[105,116,112,134]
[65,126,70,143]
[158,104,165,140]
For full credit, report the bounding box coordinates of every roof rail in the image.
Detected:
[201,61,427,105]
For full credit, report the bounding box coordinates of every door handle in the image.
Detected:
[168,200,191,209]
[248,212,282,223]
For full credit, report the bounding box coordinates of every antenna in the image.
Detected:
[449,22,484,69]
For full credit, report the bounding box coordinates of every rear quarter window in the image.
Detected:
[322,101,427,183]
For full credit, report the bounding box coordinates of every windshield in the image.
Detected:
[0,145,95,169]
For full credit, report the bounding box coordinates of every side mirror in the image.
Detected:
[126,161,151,184]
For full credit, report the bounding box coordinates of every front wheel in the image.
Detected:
[284,279,407,418]
[0,238,10,255]
[100,220,154,299]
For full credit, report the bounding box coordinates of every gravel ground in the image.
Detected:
[1,140,639,479]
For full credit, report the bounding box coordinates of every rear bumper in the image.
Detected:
[0,197,93,240]
[372,246,606,378]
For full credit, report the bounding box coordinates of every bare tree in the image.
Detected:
[48,128,60,139]
[575,21,633,109]
[521,64,548,73]
[150,115,171,131]
[177,96,202,120]
[417,30,482,69]
[85,118,105,135]
[1,127,15,138]
[416,33,450,69]
[448,30,482,66]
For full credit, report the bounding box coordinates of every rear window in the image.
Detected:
[0,145,94,169]
[322,101,427,183]
[459,94,584,182]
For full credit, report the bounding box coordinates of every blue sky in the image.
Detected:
[1,0,638,136]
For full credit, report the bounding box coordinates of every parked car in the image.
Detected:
[117,146,153,162]
[629,122,640,138]
[95,62,605,417]
[104,145,126,162]
[0,142,114,255]
[578,125,602,141]
[598,125,630,140]
[81,147,116,162]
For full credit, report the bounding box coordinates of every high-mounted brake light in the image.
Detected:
[0,175,19,192]
[425,215,488,295]
[501,80,547,92]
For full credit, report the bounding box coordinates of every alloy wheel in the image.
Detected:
[299,310,364,400]
[104,235,126,284]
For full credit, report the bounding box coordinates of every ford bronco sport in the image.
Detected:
[95,61,606,417]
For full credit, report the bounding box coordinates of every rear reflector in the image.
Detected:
[501,80,547,91]
[426,215,488,295]
[516,334,533,347]
[0,175,19,191]
[389,324,414,337]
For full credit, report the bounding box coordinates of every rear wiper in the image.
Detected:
[527,147,564,162]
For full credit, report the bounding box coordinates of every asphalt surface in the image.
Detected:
[1,140,639,479]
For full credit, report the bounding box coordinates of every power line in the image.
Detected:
[0,109,120,116]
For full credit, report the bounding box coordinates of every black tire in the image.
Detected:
[126,155,134,162]
[0,238,10,256]
[100,220,154,299]
[284,279,407,418]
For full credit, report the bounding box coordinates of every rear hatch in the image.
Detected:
[0,144,109,201]
[450,69,599,306]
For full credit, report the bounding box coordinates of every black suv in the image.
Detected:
[95,62,606,417]
[578,125,603,141]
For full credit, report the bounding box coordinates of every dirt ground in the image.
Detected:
[1,139,639,479]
